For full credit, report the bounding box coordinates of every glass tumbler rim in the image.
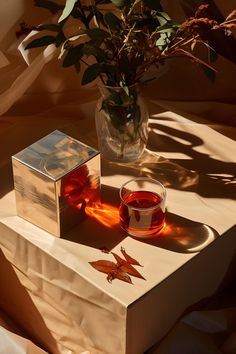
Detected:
[119,176,166,211]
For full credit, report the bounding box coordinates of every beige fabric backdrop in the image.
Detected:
[0,1,235,124]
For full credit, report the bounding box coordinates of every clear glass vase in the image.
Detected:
[95,84,149,163]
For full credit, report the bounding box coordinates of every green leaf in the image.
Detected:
[208,47,218,63]
[84,28,110,41]
[25,35,56,49]
[55,33,66,47]
[136,17,160,32]
[38,23,60,32]
[87,7,106,27]
[104,12,121,31]
[143,0,163,11]
[156,12,171,25]
[102,64,116,74]
[34,0,63,12]
[82,44,107,61]
[122,85,129,96]
[110,0,130,8]
[75,60,81,72]
[156,32,171,48]
[155,21,179,33]
[201,65,216,83]
[58,0,76,22]
[82,63,102,85]
[106,91,123,105]
[95,10,107,28]
[63,44,83,67]
[68,33,88,41]
[119,53,131,74]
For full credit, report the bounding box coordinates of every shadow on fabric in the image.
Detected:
[102,120,236,200]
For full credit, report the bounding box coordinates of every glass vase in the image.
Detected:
[95,84,149,163]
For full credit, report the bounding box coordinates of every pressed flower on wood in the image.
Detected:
[89,247,145,284]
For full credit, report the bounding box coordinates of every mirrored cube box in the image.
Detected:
[12,130,100,237]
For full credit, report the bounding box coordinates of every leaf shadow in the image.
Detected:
[102,119,236,200]
[148,121,236,199]
[102,149,199,192]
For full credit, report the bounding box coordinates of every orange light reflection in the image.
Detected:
[86,202,119,228]
[161,222,175,236]
[161,222,189,244]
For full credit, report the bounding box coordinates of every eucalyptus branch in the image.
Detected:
[168,34,199,51]
[24,1,233,87]
[167,49,217,72]
[23,0,234,163]
[127,0,141,17]
[81,58,90,66]
[216,18,236,32]
[98,74,106,85]
[75,0,90,29]
[220,18,236,26]
[118,23,136,56]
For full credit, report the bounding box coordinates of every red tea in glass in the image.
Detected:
[119,178,166,237]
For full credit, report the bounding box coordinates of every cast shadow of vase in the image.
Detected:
[102,149,199,191]
[137,212,219,253]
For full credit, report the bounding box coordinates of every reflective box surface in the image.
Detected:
[12,130,100,237]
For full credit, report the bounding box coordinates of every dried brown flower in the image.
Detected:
[23,1,236,86]
[179,18,218,38]
[194,4,210,18]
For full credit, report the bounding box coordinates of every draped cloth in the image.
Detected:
[0,1,236,354]
[0,1,235,124]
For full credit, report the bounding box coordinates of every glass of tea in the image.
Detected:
[119,177,166,237]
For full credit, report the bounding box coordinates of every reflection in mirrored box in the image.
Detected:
[12,130,100,237]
